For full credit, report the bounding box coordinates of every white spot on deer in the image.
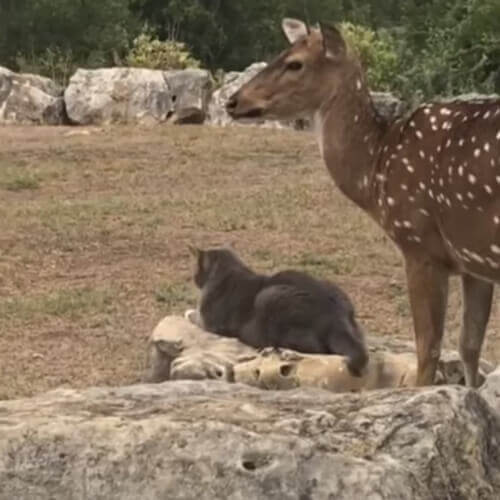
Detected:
[423,107,431,115]
[376,173,386,182]
[378,198,383,207]
[387,197,395,206]
[496,130,500,140]
[445,197,452,207]
[440,108,452,116]
[431,124,438,131]
[419,208,430,216]
[407,165,415,173]
[491,159,496,167]
[472,254,486,264]
[363,175,369,188]
[484,142,490,152]
[430,115,436,123]
[363,134,370,143]
[409,120,416,127]
[458,138,465,147]
[473,111,481,118]
[442,121,452,130]
[456,193,464,201]
[429,155,435,163]
[445,139,452,148]
[403,220,412,228]
[401,184,408,191]
[474,148,481,158]
[394,220,402,228]
[409,196,416,202]
[485,185,493,194]
[468,174,477,184]
[494,216,500,225]
[486,257,500,269]
[416,130,423,139]
[439,178,444,186]
[467,192,475,200]
[419,150,425,159]
[383,145,389,153]
[458,166,464,176]
[354,115,359,123]
[397,144,403,150]
[448,166,453,176]
[471,136,477,143]
[419,182,426,190]
[491,244,500,255]
[484,111,491,119]
[356,79,362,91]
[428,189,434,199]
[385,159,390,167]
[437,145,442,153]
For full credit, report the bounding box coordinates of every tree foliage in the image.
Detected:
[0,0,499,99]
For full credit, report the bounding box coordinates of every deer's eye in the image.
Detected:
[286,61,303,71]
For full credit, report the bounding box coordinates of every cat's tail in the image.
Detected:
[325,322,369,377]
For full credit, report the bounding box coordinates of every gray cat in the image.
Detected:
[187,246,369,376]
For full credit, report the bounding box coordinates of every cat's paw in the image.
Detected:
[184,308,200,326]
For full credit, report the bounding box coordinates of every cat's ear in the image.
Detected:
[188,244,201,258]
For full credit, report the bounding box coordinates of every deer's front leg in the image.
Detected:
[404,254,449,386]
[460,274,493,387]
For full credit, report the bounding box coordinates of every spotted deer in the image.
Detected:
[225,18,500,387]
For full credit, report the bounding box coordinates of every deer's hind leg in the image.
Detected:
[459,274,493,387]
[405,254,449,386]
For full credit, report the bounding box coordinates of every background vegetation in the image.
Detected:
[1,0,499,98]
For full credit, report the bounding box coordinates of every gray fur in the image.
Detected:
[190,247,369,376]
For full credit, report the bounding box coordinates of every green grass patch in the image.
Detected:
[0,287,113,322]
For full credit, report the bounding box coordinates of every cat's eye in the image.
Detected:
[286,61,303,71]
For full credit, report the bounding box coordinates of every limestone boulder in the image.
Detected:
[1,381,500,499]
[143,315,255,383]
[0,66,66,125]
[144,315,494,391]
[64,67,212,125]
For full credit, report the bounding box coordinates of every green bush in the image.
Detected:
[126,33,200,70]
[16,47,75,87]
[340,22,399,92]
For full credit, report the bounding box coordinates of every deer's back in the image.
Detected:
[374,98,500,279]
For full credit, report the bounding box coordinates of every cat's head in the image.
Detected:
[188,245,244,288]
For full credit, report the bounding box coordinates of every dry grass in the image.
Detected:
[1,124,499,400]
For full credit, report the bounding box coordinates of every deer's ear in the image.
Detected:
[282,18,308,44]
[319,22,346,60]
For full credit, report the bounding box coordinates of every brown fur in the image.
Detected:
[226,18,500,387]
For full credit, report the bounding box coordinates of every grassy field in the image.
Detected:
[1,124,499,399]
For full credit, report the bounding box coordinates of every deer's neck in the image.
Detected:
[316,78,386,213]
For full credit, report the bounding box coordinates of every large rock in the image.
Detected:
[207,62,406,128]
[64,67,213,125]
[1,380,500,499]
[144,315,494,391]
[0,66,66,125]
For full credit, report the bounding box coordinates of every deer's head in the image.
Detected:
[226,18,361,120]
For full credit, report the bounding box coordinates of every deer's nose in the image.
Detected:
[226,95,238,112]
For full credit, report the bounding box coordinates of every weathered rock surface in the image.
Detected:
[1,380,500,499]
[208,62,407,129]
[144,315,494,391]
[64,67,212,125]
[0,66,66,125]
[144,315,255,383]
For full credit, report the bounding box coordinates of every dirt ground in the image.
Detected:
[1,124,499,399]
